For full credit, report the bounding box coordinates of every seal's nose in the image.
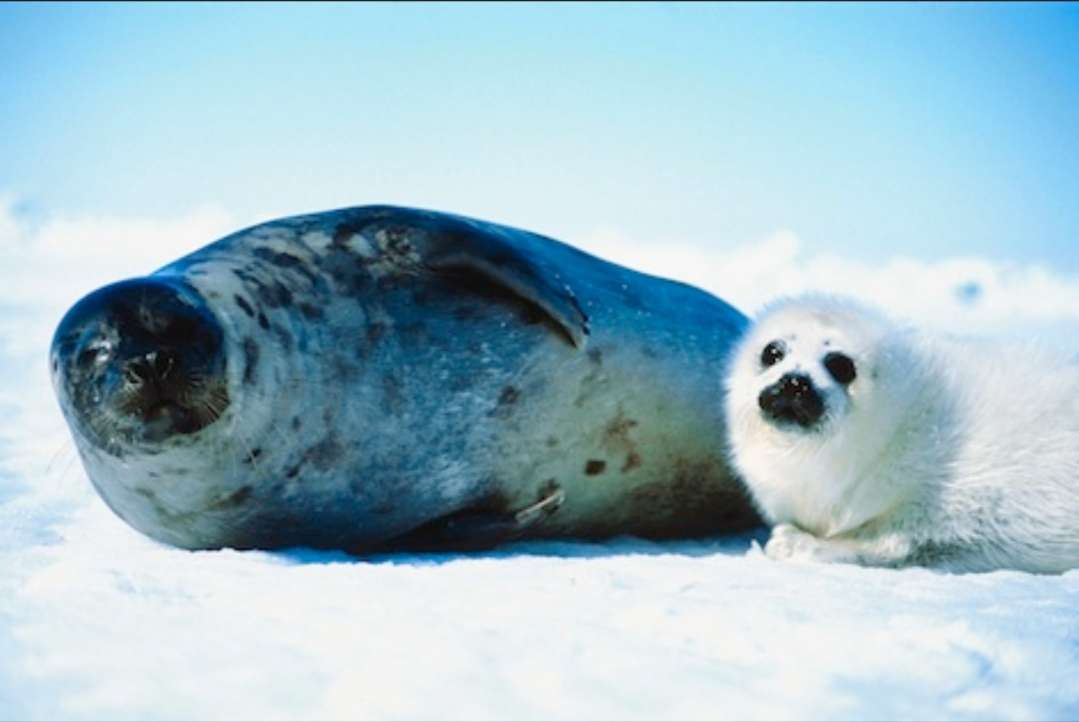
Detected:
[51,278,229,447]
[758,372,824,427]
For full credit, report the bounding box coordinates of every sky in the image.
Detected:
[2,2,1078,272]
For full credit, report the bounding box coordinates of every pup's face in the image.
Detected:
[725,298,893,442]
[723,296,923,530]
[750,331,857,431]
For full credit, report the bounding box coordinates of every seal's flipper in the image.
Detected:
[426,230,590,349]
[329,206,590,348]
[392,484,566,552]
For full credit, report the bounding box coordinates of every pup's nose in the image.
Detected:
[758,372,824,427]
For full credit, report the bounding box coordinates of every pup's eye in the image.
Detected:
[761,340,786,367]
[823,352,857,384]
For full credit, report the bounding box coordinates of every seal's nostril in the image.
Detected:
[779,373,813,397]
[157,352,176,378]
[123,364,142,385]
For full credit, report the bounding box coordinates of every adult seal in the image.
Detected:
[51,205,759,552]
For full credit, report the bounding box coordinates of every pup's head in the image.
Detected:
[724,294,918,459]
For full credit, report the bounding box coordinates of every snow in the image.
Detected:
[2,204,1079,720]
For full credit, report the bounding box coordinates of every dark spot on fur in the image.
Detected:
[490,385,520,419]
[330,353,359,381]
[332,223,360,246]
[546,436,559,448]
[258,281,293,309]
[587,348,603,365]
[234,295,255,317]
[366,322,386,346]
[381,373,404,414]
[621,451,642,472]
[273,324,294,351]
[209,485,253,510]
[498,386,520,405]
[253,247,306,271]
[585,459,606,476]
[400,322,428,341]
[232,268,255,284]
[291,417,302,431]
[242,337,259,384]
[642,346,658,359]
[285,464,301,479]
[134,486,200,524]
[257,312,270,330]
[299,302,323,320]
[604,412,639,445]
[243,447,263,465]
[303,436,343,472]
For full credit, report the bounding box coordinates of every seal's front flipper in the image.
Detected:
[426,223,590,349]
[329,206,590,348]
[392,483,566,552]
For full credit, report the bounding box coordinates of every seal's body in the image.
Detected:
[52,206,758,551]
[724,294,1079,573]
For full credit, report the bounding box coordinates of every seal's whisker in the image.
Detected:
[45,438,76,475]
[56,448,82,488]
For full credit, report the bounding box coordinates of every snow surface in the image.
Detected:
[2,203,1079,720]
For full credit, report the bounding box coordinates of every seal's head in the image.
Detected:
[50,278,230,454]
[723,294,923,530]
[725,295,884,436]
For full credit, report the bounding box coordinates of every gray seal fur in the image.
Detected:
[51,205,759,551]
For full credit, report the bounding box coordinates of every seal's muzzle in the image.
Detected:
[758,372,824,428]
[51,278,229,450]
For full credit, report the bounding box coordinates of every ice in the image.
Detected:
[2,205,1078,720]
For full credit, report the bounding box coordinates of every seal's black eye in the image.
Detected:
[823,352,857,385]
[761,340,786,368]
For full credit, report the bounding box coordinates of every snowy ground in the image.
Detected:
[2,203,1079,720]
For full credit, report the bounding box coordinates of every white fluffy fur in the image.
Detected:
[724,294,1079,573]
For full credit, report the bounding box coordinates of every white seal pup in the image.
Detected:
[724,294,1079,573]
[51,205,760,552]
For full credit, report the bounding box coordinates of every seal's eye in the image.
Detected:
[761,340,786,368]
[823,352,857,385]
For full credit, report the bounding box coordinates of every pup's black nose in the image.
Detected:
[758,372,824,427]
[51,278,229,448]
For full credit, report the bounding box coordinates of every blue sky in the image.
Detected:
[2,2,1078,269]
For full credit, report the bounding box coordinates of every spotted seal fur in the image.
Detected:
[51,205,759,551]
